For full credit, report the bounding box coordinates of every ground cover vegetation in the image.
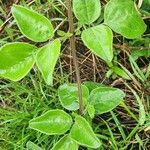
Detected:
[0,0,150,149]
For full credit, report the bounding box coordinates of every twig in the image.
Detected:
[66,0,83,115]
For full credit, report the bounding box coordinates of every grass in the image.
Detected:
[0,75,58,149]
[0,0,150,150]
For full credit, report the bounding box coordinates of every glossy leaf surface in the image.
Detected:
[89,87,125,114]
[104,0,147,39]
[29,110,72,135]
[58,83,89,111]
[82,25,113,63]
[36,39,61,85]
[12,5,54,42]
[52,135,78,150]
[73,0,101,24]
[0,42,36,81]
[26,141,43,150]
[70,115,101,149]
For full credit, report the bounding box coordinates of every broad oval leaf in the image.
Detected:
[12,5,54,42]
[26,141,44,150]
[0,42,36,81]
[89,87,125,114]
[73,0,101,24]
[58,83,89,111]
[36,39,61,85]
[52,135,78,150]
[82,25,113,63]
[70,115,101,149]
[29,109,73,135]
[104,0,147,39]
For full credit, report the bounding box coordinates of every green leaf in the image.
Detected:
[51,135,78,150]
[84,81,107,93]
[70,115,101,149]
[36,39,61,85]
[11,5,54,42]
[89,87,125,114]
[130,49,150,61]
[112,66,131,80]
[57,30,72,38]
[82,25,113,63]
[106,69,113,78]
[29,109,72,135]
[142,0,150,13]
[73,0,101,24]
[26,141,44,150]
[58,83,89,111]
[87,104,95,119]
[104,0,147,39]
[0,42,36,81]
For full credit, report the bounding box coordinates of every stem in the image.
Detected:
[66,0,83,115]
